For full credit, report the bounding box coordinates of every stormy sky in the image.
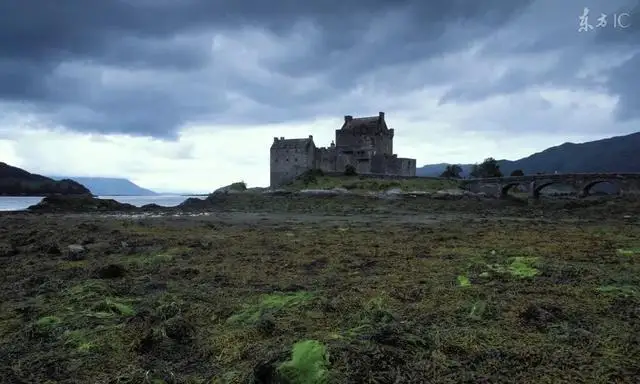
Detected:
[0,0,638,193]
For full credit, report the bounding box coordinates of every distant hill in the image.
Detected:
[0,162,91,196]
[417,131,640,177]
[48,176,159,196]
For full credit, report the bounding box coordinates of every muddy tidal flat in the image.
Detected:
[1,194,639,383]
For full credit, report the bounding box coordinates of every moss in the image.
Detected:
[226,291,314,325]
[616,248,640,256]
[277,340,330,384]
[92,298,136,317]
[597,285,638,298]
[488,256,540,278]
[457,275,471,287]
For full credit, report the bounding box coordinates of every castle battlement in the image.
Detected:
[269,112,416,187]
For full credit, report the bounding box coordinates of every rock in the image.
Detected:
[94,264,126,279]
[263,189,292,196]
[140,203,164,211]
[213,182,247,194]
[45,243,62,255]
[176,197,213,210]
[299,188,348,195]
[27,195,136,213]
[67,244,87,261]
[0,244,19,258]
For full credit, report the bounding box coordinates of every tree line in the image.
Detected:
[439,158,525,179]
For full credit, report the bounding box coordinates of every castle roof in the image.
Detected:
[271,136,314,150]
[340,112,387,131]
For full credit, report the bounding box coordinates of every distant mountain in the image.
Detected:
[49,176,159,196]
[0,162,91,196]
[417,131,640,177]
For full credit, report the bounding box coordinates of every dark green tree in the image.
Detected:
[510,169,524,176]
[439,164,463,178]
[469,157,503,178]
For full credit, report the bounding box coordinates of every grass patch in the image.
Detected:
[597,285,638,298]
[488,256,540,278]
[123,246,190,267]
[616,248,640,256]
[93,298,136,317]
[226,291,314,325]
[285,174,459,192]
[63,329,97,352]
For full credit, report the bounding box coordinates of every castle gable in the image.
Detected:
[340,112,388,132]
[271,137,314,150]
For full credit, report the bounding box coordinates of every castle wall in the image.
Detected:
[270,139,315,186]
[335,129,372,150]
[336,152,355,173]
[371,154,417,176]
[397,158,417,176]
[315,147,338,173]
[335,128,393,156]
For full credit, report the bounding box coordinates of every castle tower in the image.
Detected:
[335,112,393,155]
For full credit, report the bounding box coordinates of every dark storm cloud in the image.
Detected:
[8,0,639,138]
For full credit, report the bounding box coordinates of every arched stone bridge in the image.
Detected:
[460,173,640,199]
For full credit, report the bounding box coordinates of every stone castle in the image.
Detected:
[270,112,416,186]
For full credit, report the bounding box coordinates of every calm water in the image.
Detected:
[0,195,205,211]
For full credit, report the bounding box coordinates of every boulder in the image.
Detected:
[67,244,87,261]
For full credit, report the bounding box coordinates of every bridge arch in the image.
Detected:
[581,179,622,197]
[533,181,577,198]
[500,182,528,196]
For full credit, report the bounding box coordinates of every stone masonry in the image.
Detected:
[460,173,640,199]
[270,112,417,187]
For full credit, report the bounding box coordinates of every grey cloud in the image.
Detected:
[3,0,639,139]
[607,54,640,121]
[437,0,640,121]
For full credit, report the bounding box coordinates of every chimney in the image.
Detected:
[379,111,385,120]
[280,136,284,140]
[309,135,313,140]
[344,115,353,123]
[273,137,278,142]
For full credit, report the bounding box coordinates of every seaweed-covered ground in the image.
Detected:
[1,194,639,383]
